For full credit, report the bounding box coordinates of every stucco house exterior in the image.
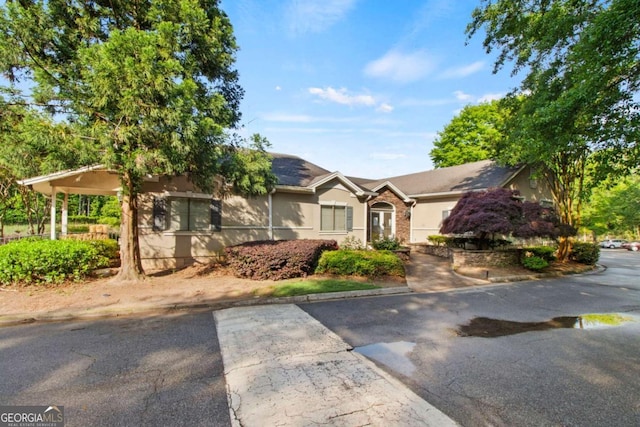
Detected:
[20,154,552,270]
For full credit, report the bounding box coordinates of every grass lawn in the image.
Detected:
[254,278,381,298]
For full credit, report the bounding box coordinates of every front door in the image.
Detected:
[371,209,394,241]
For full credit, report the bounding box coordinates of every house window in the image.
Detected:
[153,197,221,232]
[442,209,452,220]
[320,204,353,232]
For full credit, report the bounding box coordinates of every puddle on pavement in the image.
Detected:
[456,313,638,338]
[354,341,417,376]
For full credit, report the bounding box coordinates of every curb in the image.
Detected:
[0,286,413,327]
[485,263,605,283]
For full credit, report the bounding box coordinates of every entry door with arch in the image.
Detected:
[370,202,395,241]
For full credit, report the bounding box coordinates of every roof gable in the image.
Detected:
[363,160,523,197]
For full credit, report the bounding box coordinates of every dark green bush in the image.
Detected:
[522,256,549,271]
[0,239,116,284]
[225,239,338,280]
[315,250,405,277]
[523,246,557,262]
[570,242,600,265]
[372,236,402,251]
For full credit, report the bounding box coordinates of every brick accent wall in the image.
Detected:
[368,188,412,243]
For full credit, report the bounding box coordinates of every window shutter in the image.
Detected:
[210,199,222,232]
[152,197,167,231]
[346,206,353,231]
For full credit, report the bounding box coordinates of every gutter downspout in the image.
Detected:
[409,200,417,243]
[268,189,276,240]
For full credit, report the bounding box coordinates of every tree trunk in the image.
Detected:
[112,171,145,283]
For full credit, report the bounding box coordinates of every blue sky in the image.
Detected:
[220,0,522,179]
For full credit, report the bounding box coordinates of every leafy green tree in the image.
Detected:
[0,95,93,235]
[0,0,276,281]
[467,0,640,260]
[430,100,512,168]
[582,175,640,238]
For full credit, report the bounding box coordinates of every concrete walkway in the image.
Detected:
[404,252,486,292]
[214,304,457,426]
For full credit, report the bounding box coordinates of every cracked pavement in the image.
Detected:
[214,304,457,426]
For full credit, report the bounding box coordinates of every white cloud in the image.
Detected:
[364,49,436,83]
[308,87,376,107]
[286,0,357,35]
[453,90,474,102]
[261,112,360,123]
[439,61,485,79]
[478,92,504,103]
[275,85,282,91]
[376,103,394,113]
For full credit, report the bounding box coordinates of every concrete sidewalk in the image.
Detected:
[214,304,457,426]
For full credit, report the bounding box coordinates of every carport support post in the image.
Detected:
[50,187,57,240]
[61,193,68,236]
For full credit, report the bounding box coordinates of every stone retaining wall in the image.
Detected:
[451,249,522,269]
[410,243,522,268]
[409,243,451,258]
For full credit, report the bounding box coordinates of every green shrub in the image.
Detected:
[523,246,557,262]
[428,235,448,246]
[0,239,116,284]
[68,215,99,224]
[98,217,121,228]
[570,242,600,265]
[522,256,549,271]
[67,224,90,233]
[372,236,402,251]
[315,250,405,277]
[86,239,120,260]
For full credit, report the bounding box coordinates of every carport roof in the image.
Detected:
[18,165,121,196]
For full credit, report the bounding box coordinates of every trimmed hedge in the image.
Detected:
[225,239,338,281]
[0,239,119,284]
[315,250,405,277]
[523,246,557,262]
[522,256,549,271]
[570,242,600,265]
[372,236,402,251]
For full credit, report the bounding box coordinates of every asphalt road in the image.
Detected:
[301,250,640,426]
[1,250,638,427]
[0,312,230,427]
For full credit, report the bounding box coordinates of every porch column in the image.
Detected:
[50,187,57,240]
[363,197,371,244]
[61,193,69,236]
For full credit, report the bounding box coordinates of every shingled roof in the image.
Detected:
[271,154,523,197]
[270,153,332,187]
[361,160,523,197]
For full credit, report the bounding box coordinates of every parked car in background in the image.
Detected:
[622,241,639,251]
[599,239,628,249]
